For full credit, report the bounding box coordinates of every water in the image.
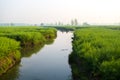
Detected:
[0,31,73,80]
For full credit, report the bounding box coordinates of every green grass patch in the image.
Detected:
[70,27,120,80]
[0,26,57,75]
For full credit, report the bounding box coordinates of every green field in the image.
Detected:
[0,26,57,75]
[0,25,120,79]
[69,27,120,80]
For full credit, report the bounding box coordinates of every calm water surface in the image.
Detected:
[0,31,73,80]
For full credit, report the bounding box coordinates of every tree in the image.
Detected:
[41,23,44,26]
[71,20,74,25]
[10,23,14,26]
[74,19,78,25]
[71,19,78,26]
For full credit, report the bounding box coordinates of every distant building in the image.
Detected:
[82,22,90,26]
[40,23,44,26]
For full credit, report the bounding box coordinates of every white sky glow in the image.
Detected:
[0,0,120,24]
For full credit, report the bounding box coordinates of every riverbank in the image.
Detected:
[0,37,21,75]
[0,30,73,80]
[69,27,120,80]
[0,26,57,75]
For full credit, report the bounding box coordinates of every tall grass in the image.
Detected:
[0,32,45,46]
[0,27,57,46]
[70,27,120,80]
[0,26,57,75]
[0,37,21,75]
[0,37,20,58]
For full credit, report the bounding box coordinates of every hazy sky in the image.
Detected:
[0,0,120,24]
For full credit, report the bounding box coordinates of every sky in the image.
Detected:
[0,0,120,25]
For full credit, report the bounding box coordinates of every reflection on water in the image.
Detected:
[21,39,55,58]
[0,31,73,80]
[21,44,44,58]
[0,64,20,80]
[45,39,55,45]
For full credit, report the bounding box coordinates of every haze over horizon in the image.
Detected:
[0,0,120,25]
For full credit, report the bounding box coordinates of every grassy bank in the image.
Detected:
[69,27,120,80]
[0,37,20,75]
[0,27,56,46]
[0,26,57,75]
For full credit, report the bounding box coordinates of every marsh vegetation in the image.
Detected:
[0,26,57,75]
[69,27,120,80]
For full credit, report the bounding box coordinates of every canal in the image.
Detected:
[0,31,73,80]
